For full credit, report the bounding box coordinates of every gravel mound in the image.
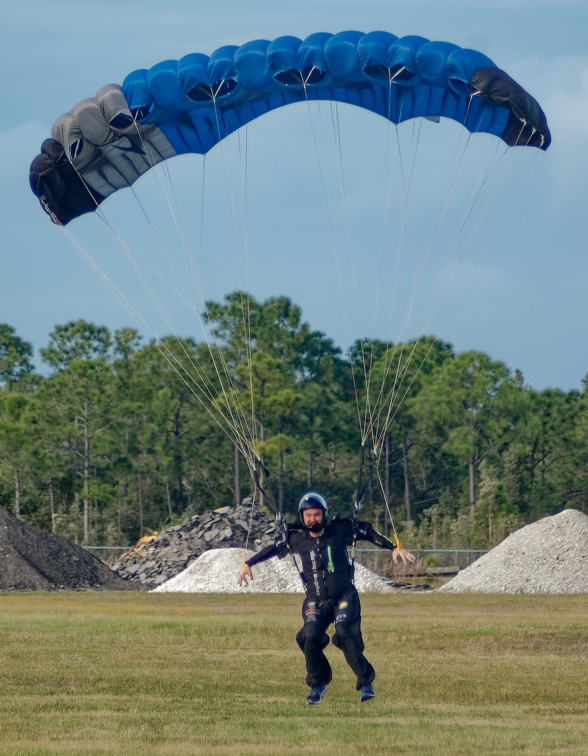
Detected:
[0,508,138,591]
[111,502,281,589]
[438,509,588,594]
[153,547,396,593]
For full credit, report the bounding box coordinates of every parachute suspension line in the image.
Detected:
[87,206,254,461]
[128,119,221,328]
[327,104,371,443]
[394,114,481,345]
[396,129,480,344]
[299,67,318,92]
[203,104,272,515]
[393,110,434,357]
[328,101,378,446]
[387,98,416,352]
[58,225,260,471]
[301,88,428,462]
[129,119,199,289]
[345,94,511,488]
[329,99,419,455]
[394,119,425,343]
[460,102,541,231]
[305,87,370,440]
[300,94,382,453]
[377,77,403,320]
[331,103,354,275]
[302,99,340,249]
[372,124,531,445]
[373,464,402,549]
[349,440,378,580]
[192,146,267,470]
[355,336,409,453]
[423,138,515,327]
[137,100,261,475]
[358,81,422,448]
[391,68,405,83]
[240,486,259,567]
[298,94,381,465]
[352,101,422,443]
[233,128,261,464]
[210,125,271,512]
[431,131,473,240]
[68,125,261,476]
[357,102,486,475]
[456,138,506,237]
[438,143,537,315]
[430,100,499,255]
[372,337,439,457]
[393,93,410,199]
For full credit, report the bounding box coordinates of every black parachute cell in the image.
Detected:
[29,139,106,225]
[472,67,551,149]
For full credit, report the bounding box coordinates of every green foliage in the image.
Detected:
[40,320,113,370]
[0,324,34,387]
[1,294,587,548]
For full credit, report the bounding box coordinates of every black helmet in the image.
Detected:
[298,492,328,532]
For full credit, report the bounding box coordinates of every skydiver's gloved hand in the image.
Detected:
[392,543,417,566]
[238,560,253,587]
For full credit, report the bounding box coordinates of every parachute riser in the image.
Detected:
[251,461,279,518]
[350,442,376,583]
[250,459,309,586]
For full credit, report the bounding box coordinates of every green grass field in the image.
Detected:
[1,591,588,755]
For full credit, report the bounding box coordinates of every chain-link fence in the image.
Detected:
[355,547,487,578]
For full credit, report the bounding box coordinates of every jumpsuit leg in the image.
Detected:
[295,598,333,688]
[331,588,375,689]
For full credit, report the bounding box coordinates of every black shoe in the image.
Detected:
[360,684,376,702]
[306,685,327,705]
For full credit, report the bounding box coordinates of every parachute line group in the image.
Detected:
[29,30,550,530]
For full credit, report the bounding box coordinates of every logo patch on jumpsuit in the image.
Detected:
[304,602,318,621]
[335,600,349,623]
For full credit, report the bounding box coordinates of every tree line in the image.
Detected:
[1,291,587,551]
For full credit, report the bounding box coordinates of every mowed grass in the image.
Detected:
[1,591,588,755]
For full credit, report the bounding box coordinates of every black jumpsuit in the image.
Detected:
[245,518,395,690]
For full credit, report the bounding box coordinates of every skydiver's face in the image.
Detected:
[302,507,325,536]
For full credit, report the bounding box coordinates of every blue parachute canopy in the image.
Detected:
[30,31,551,225]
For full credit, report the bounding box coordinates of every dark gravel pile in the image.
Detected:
[0,508,139,591]
[111,501,281,589]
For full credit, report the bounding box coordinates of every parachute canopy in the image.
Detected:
[30,30,551,226]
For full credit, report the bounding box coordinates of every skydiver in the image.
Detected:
[238,491,416,705]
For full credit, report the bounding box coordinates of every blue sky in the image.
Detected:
[1,0,587,391]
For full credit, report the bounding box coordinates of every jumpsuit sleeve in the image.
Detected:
[246,524,301,566]
[245,543,279,567]
[355,520,396,551]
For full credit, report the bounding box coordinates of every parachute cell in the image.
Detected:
[29,30,551,226]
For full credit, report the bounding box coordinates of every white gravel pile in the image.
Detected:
[438,509,588,594]
[152,547,395,593]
